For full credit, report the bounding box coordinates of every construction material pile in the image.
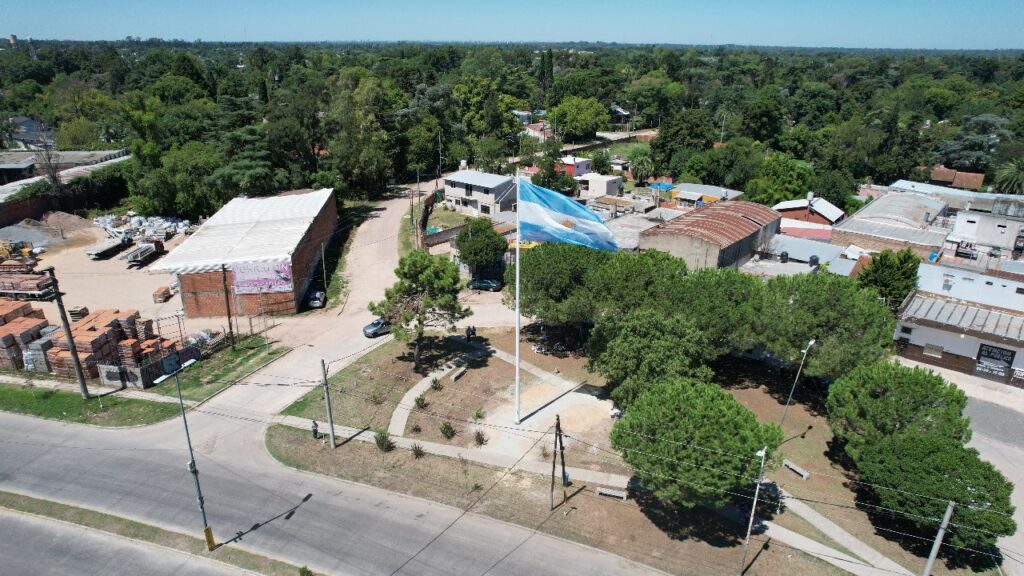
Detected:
[47,309,178,379]
[0,258,37,274]
[92,213,191,242]
[0,274,55,300]
[0,300,50,371]
[152,286,172,303]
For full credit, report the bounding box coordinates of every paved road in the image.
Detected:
[0,508,243,576]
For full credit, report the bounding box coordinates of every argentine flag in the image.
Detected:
[518,178,618,252]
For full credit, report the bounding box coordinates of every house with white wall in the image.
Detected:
[443,170,515,219]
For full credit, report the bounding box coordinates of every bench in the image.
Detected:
[450,367,467,381]
[596,487,628,501]
[783,459,811,480]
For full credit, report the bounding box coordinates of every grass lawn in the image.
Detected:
[283,336,473,432]
[607,140,649,159]
[266,424,846,576]
[401,197,469,256]
[0,490,312,576]
[0,382,179,427]
[151,336,286,403]
[714,358,1000,576]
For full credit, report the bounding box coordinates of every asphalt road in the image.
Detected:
[0,508,242,576]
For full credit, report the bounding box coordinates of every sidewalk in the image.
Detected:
[0,373,192,406]
[897,356,1024,414]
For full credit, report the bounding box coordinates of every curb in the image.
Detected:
[189,345,296,411]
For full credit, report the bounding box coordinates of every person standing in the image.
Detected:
[311,420,319,440]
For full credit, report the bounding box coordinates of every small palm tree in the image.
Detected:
[631,154,655,185]
[995,159,1024,194]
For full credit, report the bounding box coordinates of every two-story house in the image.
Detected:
[443,170,515,219]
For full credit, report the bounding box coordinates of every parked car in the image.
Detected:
[363,318,391,338]
[307,290,326,309]
[467,278,503,292]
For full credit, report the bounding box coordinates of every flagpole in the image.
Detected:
[514,177,522,425]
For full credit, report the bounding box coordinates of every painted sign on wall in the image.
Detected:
[233,259,293,294]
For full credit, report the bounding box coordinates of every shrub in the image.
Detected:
[414,394,428,409]
[473,430,488,446]
[370,390,385,405]
[411,443,425,458]
[440,421,457,439]
[299,567,314,576]
[430,377,443,391]
[374,430,394,452]
[473,407,485,421]
[410,423,422,434]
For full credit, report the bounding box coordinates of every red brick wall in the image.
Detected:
[831,230,937,259]
[777,207,832,226]
[179,191,338,318]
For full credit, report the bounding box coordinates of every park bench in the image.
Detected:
[783,459,811,480]
[595,487,628,501]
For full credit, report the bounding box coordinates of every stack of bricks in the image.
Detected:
[47,308,181,380]
[0,274,53,292]
[0,299,50,371]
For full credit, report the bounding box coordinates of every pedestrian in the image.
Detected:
[465,326,472,342]
[471,326,477,339]
[311,420,319,440]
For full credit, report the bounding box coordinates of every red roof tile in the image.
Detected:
[952,171,984,191]
[930,165,956,184]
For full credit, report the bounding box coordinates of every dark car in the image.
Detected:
[307,290,326,309]
[467,278,503,292]
[363,318,391,338]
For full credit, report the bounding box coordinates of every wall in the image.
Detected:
[895,321,1024,383]
[777,207,832,226]
[639,233,720,269]
[831,229,939,259]
[0,196,52,228]
[288,195,338,304]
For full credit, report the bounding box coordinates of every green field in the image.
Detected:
[0,383,179,427]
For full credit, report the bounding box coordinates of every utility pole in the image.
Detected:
[258,287,269,354]
[550,422,558,511]
[220,265,235,350]
[780,339,815,429]
[922,501,956,576]
[415,167,422,250]
[556,415,568,487]
[42,267,88,399]
[320,359,336,449]
[155,357,215,551]
[739,447,768,576]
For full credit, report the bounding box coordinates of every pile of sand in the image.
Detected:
[41,211,93,233]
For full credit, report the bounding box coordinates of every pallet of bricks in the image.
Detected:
[0,299,50,371]
[47,309,143,379]
[0,274,54,298]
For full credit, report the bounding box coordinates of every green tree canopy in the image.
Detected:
[858,431,1016,556]
[651,108,715,168]
[827,362,971,464]
[611,378,783,508]
[549,96,609,142]
[455,218,507,273]
[857,248,920,311]
[369,250,471,367]
[588,309,713,406]
[504,243,610,326]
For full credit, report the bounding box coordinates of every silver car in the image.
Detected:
[363,318,391,338]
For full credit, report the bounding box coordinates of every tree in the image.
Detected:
[584,250,688,318]
[858,432,1016,556]
[857,248,920,311]
[672,268,762,353]
[995,158,1024,193]
[757,273,895,380]
[586,148,612,174]
[455,218,507,275]
[650,108,715,168]
[474,136,506,173]
[549,96,609,142]
[56,117,101,150]
[588,309,713,407]
[811,169,855,214]
[610,378,783,508]
[369,251,471,367]
[503,243,611,326]
[739,97,784,143]
[628,145,655,185]
[745,153,813,206]
[827,362,971,465]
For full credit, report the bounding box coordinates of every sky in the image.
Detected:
[4,0,1022,50]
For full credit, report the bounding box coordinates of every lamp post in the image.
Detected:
[739,447,768,575]
[780,339,815,429]
[154,355,215,551]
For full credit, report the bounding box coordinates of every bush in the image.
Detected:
[473,407,485,421]
[410,423,421,434]
[414,394,428,409]
[299,566,314,576]
[411,443,425,458]
[370,390,385,405]
[374,430,394,452]
[440,421,456,439]
[473,430,488,446]
[430,377,443,391]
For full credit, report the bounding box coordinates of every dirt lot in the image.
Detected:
[267,424,846,576]
[715,359,996,576]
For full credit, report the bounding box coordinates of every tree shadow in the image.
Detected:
[394,335,493,376]
[710,355,830,418]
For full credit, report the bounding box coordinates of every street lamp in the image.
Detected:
[154,354,215,551]
[779,339,815,429]
[739,447,768,575]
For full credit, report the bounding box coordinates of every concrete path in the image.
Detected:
[761,521,906,576]
[387,348,492,437]
[779,489,913,575]
[0,507,248,576]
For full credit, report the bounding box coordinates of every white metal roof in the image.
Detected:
[772,197,845,223]
[150,189,334,275]
[766,234,844,263]
[0,154,131,201]
[445,170,512,189]
[826,258,858,277]
[673,183,744,200]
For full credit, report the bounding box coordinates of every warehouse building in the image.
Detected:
[639,201,780,269]
[151,188,337,318]
[831,192,948,258]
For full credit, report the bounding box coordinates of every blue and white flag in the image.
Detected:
[518,178,618,252]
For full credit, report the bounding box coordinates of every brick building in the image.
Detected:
[639,201,780,269]
[151,189,337,318]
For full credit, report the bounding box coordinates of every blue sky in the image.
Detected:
[5,0,1022,49]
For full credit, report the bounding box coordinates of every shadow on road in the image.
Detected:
[217,492,313,548]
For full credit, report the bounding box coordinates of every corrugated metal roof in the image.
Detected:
[150,188,334,275]
[445,170,512,189]
[641,201,779,246]
[673,183,744,200]
[835,219,948,246]
[767,235,844,263]
[827,258,857,277]
[772,197,845,223]
[850,192,945,227]
[903,293,1024,343]
[917,263,1024,313]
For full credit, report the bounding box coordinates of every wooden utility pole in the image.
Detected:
[42,267,88,399]
[320,359,336,449]
[220,265,235,349]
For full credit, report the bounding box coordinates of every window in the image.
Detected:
[1017,287,1024,295]
[481,205,491,214]
[923,344,944,358]
[963,277,974,283]
[464,183,473,196]
[900,326,913,335]
[967,219,977,224]
[998,224,1007,229]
